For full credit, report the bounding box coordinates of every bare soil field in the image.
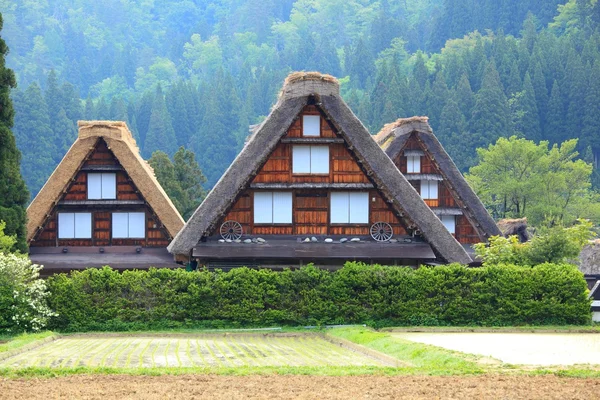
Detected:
[1,374,599,399]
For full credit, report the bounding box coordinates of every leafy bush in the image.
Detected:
[0,253,55,332]
[46,262,591,332]
[475,219,595,266]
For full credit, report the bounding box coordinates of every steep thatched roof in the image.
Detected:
[497,218,531,243]
[168,72,471,264]
[375,117,501,241]
[27,121,185,242]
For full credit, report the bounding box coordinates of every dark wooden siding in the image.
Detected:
[30,139,171,248]
[219,105,409,238]
[394,133,485,244]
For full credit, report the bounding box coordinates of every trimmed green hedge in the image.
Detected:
[46,262,591,331]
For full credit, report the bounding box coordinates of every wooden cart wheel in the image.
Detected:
[370,222,393,242]
[220,220,243,240]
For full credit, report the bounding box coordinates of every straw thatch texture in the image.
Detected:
[27,121,184,242]
[168,72,471,264]
[497,218,531,243]
[376,117,501,241]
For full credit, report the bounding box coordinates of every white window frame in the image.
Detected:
[407,155,421,173]
[58,212,92,239]
[303,115,321,136]
[292,145,329,174]
[421,180,438,200]
[330,192,369,224]
[112,212,146,239]
[440,215,456,234]
[253,192,293,224]
[88,172,116,200]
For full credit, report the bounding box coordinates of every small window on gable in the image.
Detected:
[330,192,369,224]
[88,173,116,199]
[292,145,329,174]
[407,155,421,173]
[420,180,438,200]
[112,212,146,238]
[254,192,292,224]
[303,115,321,136]
[440,215,456,234]
[58,212,92,239]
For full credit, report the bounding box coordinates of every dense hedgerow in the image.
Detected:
[45,262,591,332]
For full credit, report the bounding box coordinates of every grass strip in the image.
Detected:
[0,332,56,356]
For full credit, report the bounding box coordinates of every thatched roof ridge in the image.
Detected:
[376,117,501,241]
[168,72,471,264]
[27,121,184,242]
[497,218,530,242]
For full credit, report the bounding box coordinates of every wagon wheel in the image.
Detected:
[370,222,393,242]
[220,220,243,240]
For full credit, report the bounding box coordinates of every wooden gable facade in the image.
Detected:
[168,72,472,267]
[30,139,171,248]
[376,117,502,247]
[27,121,185,274]
[393,133,480,244]
[219,105,409,240]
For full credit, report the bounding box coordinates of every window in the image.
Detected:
[58,213,92,239]
[303,115,320,136]
[420,180,438,200]
[88,173,116,199]
[330,192,369,224]
[112,212,146,238]
[407,155,421,173]
[292,145,329,174]
[440,215,456,234]
[254,192,292,224]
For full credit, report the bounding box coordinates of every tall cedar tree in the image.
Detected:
[0,14,28,252]
[467,60,510,169]
[12,83,56,200]
[517,73,542,140]
[143,85,177,158]
[582,61,600,163]
[545,80,564,144]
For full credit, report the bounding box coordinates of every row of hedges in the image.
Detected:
[46,262,591,332]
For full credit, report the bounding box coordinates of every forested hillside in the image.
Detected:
[3,0,600,199]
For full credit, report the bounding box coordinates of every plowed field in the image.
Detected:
[1,375,598,399]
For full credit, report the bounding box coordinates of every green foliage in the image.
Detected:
[0,15,28,253]
[0,221,17,254]
[0,253,55,333]
[45,262,591,332]
[475,219,596,266]
[467,136,595,226]
[149,146,207,220]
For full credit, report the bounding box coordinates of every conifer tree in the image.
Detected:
[425,71,449,131]
[12,83,56,201]
[0,15,28,252]
[467,60,510,167]
[455,73,475,118]
[582,61,600,162]
[412,52,429,88]
[566,56,587,136]
[438,97,468,170]
[545,80,564,144]
[530,60,549,129]
[144,85,177,158]
[517,73,541,140]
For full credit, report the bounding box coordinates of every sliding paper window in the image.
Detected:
[292,145,329,174]
[112,212,146,238]
[303,115,321,136]
[58,213,92,239]
[420,180,438,199]
[330,192,369,224]
[88,173,116,199]
[254,192,292,224]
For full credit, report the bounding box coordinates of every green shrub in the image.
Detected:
[0,253,55,332]
[45,262,591,332]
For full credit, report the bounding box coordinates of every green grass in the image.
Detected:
[0,332,56,354]
[327,327,486,375]
[1,327,600,379]
[380,325,600,333]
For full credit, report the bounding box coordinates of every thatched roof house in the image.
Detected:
[27,121,184,274]
[168,72,472,267]
[375,117,501,246]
